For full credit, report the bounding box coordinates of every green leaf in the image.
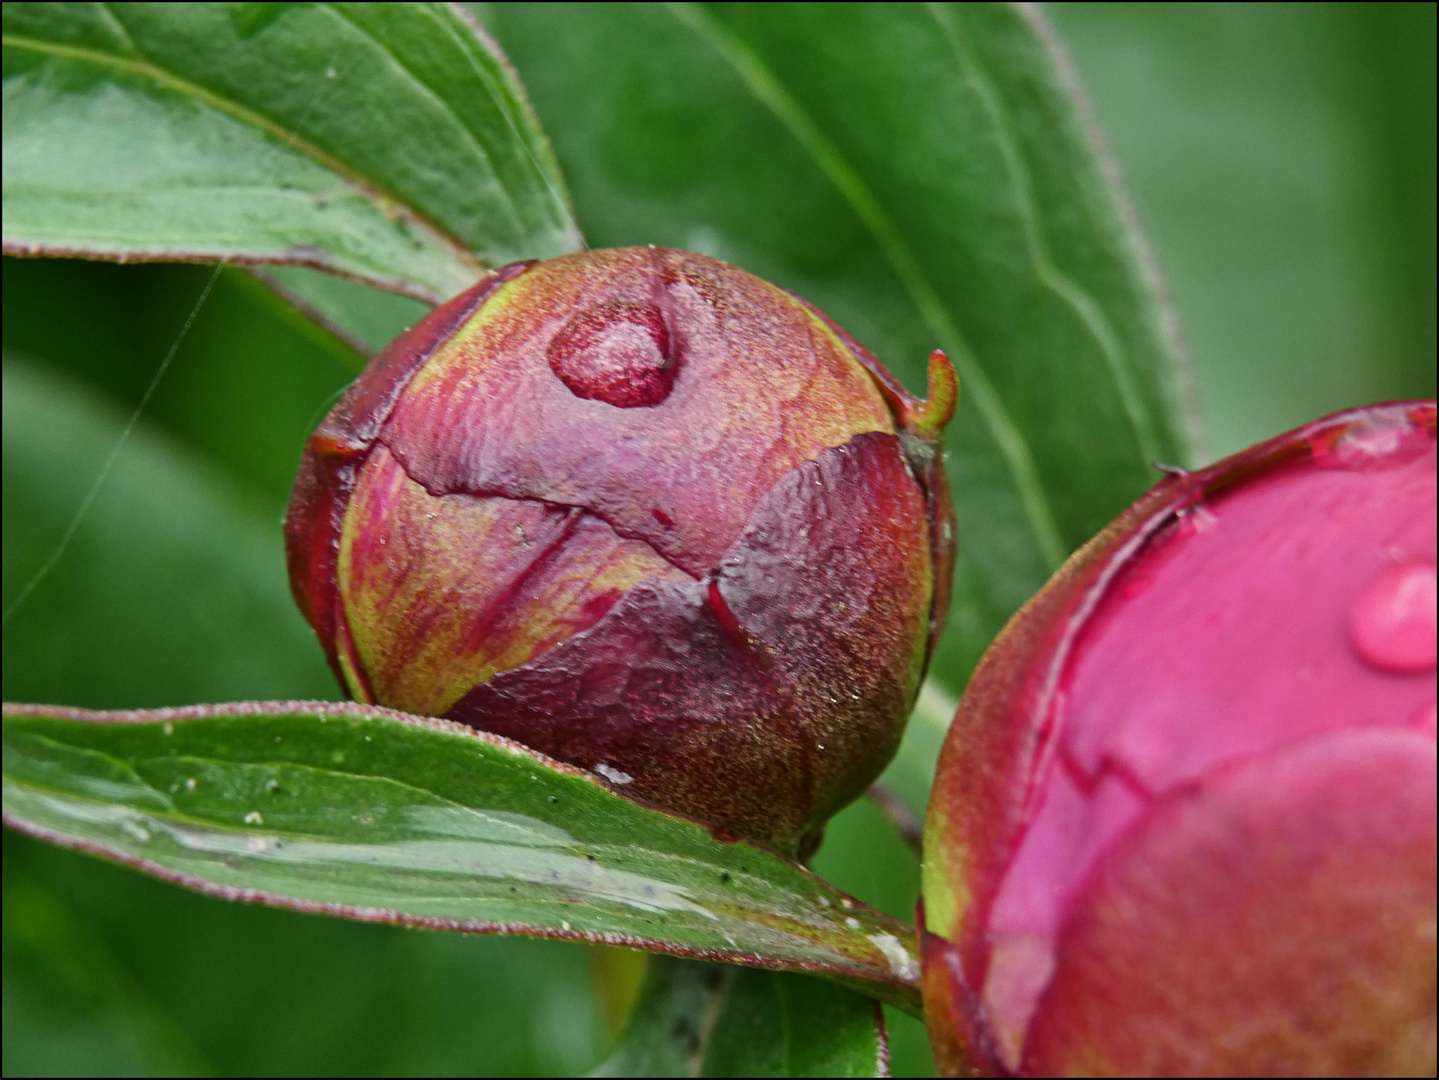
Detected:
[247,264,428,361]
[5,826,612,1075]
[2,1,580,302]
[592,957,889,1078]
[490,1,1202,697]
[2,701,923,1016]
[2,358,338,707]
[2,869,213,1076]
[589,958,718,1078]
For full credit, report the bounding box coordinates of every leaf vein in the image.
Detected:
[0,29,485,294]
[320,3,528,243]
[664,1,1067,568]
[927,2,1162,465]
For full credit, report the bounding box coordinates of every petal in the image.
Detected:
[381,247,896,575]
[449,432,929,854]
[338,445,688,716]
[1024,730,1437,1077]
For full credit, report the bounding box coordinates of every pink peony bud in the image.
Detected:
[921,402,1436,1076]
[285,247,956,856]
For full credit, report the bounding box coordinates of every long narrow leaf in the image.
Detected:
[2,701,922,1015]
[2,2,580,301]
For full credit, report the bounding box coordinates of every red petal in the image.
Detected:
[1024,730,1437,1077]
[447,432,929,854]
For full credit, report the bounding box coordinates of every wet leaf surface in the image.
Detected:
[3,701,922,1015]
[2,2,580,301]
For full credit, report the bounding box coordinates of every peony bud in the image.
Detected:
[921,402,1436,1076]
[286,247,956,857]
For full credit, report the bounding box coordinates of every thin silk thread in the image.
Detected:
[3,261,226,625]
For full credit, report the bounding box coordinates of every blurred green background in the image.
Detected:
[3,3,1434,1076]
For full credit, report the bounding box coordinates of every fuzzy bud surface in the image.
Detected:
[286,247,956,856]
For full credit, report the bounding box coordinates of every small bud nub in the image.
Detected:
[547,300,678,407]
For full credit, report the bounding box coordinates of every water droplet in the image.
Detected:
[561,920,571,931]
[840,897,854,910]
[845,916,861,930]
[594,763,633,785]
[1348,562,1437,673]
[266,779,281,793]
[547,300,678,407]
[122,820,150,842]
[185,777,198,793]
[1319,413,1433,471]
[162,722,174,736]
[244,811,264,825]
[325,66,337,79]
[1177,504,1218,536]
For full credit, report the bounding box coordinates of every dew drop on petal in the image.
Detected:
[1319,411,1434,471]
[1348,562,1437,673]
[547,300,678,407]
